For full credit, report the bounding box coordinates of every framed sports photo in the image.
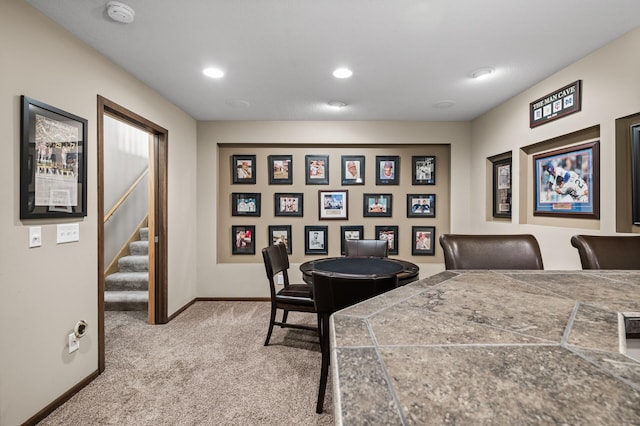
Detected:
[407,194,435,218]
[533,141,599,219]
[340,225,364,255]
[268,155,293,185]
[305,225,328,255]
[412,226,436,256]
[492,157,512,218]
[412,156,436,185]
[274,193,303,217]
[376,156,399,185]
[231,192,261,216]
[232,225,256,255]
[306,154,329,185]
[363,193,392,217]
[341,155,365,185]
[319,190,348,220]
[375,225,398,255]
[268,225,292,254]
[232,154,256,184]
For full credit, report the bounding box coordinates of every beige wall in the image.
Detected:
[0,1,198,425]
[470,28,640,269]
[197,121,472,297]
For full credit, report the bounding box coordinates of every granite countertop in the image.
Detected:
[329,270,640,425]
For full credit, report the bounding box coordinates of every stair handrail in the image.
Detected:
[104,168,149,223]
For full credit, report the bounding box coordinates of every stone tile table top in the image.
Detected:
[329,270,640,425]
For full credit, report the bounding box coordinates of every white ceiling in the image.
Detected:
[25,0,640,121]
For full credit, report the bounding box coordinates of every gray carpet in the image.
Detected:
[39,301,333,425]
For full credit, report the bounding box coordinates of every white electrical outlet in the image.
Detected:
[276,274,284,285]
[29,226,42,248]
[57,223,80,244]
[68,333,79,353]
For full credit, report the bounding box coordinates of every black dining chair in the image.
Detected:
[261,243,318,346]
[570,234,640,269]
[311,270,398,413]
[439,234,544,270]
[344,239,388,257]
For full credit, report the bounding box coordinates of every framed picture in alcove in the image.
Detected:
[492,157,512,218]
[232,155,256,184]
[375,225,398,255]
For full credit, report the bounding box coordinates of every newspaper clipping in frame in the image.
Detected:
[35,114,79,210]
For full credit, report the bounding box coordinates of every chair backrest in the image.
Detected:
[344,239,389,257]
[439,234,544,270]
[261,243,291,291]
[312,271,398,314]
[570,235,640,269]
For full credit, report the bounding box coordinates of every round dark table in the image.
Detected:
[300,257,419,286]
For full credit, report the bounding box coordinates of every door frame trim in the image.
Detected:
[97,95,169,372]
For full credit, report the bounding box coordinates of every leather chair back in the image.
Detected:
[439,234,544,270]
[570,235,640,269]
[344,239,389,257]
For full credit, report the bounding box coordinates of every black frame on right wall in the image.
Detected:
[632,124,640,225]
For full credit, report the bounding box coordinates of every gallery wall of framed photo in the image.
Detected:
[217,144,451,263]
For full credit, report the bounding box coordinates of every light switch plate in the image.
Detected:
[57,223,79,244]
[29,226,42,248]
[68,333,79,353]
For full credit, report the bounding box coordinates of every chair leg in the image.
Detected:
[264,303,277,346]
[316,314,330,414]
[281,309,289,326]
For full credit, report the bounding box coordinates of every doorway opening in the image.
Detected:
[97,96,168,372]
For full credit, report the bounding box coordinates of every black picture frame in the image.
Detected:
[274,192,304,217]
[375,225,399,255]
[231,193,261,217]
[305,225,328,255]
[268,225,292,254]
[305,154,329,185]
[376,156,399,185]
[533,141,600,219]
[232,225,256,255]
[20,96,88,219]
[632,124,640,225]
[412,156,436,185]
[319,190,348,220]
[341,155,365,185]
[406,194,436,218]
[232,154,256,184]
[412,226,436,256]
[340,225,364,255]
[268,155,293,185]
[492,157,512,218]
[363,193,392,217]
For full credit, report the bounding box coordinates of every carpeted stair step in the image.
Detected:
[118,255,148,272]
[139,227,149,241]
[105,271,148,291]
[129,240,148,255]
[105,291,148,311]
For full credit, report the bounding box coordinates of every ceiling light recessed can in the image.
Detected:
[470,67,494,80]
[203,68,225,79]
[333,68,353,79]
[225,99,251,109]
[106,1,135,24]
[328,101,347,109]
[433,100,456,109]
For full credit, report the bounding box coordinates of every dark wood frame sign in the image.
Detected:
[20,96,88,219]
[533,141,599,219]
[529,80,582,128]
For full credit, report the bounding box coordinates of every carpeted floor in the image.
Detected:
[39,301,333,425]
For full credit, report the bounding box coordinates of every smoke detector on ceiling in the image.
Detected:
[106,1,135,24]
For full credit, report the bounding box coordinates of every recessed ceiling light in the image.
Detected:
[470,67,494,80]
[225,99,251,109]
[328,101,347,109]
[106,1,135,24]
[333,68,353,79]
[203,67,224,78]
[433,100,456,109]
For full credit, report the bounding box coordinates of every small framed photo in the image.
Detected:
[232,225,256,255]
[232,155,256,184]
[363,193,392,217]
[269,225,292,254]
[341,155,365,185]
[375,225,398,255]
[407,194,435,218]
[492,157,512,218]
[306,154,329,185]
[412,156,436,185]
[412,226,436,256]
[376,156,400,185]
[231,193,261,216]
[305,225,328,255]
[268,155,293,185]
[340,225,364,255]
[319,190,348,220]
[274,193,304,217]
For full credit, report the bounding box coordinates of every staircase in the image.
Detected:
[105,227,149,311]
